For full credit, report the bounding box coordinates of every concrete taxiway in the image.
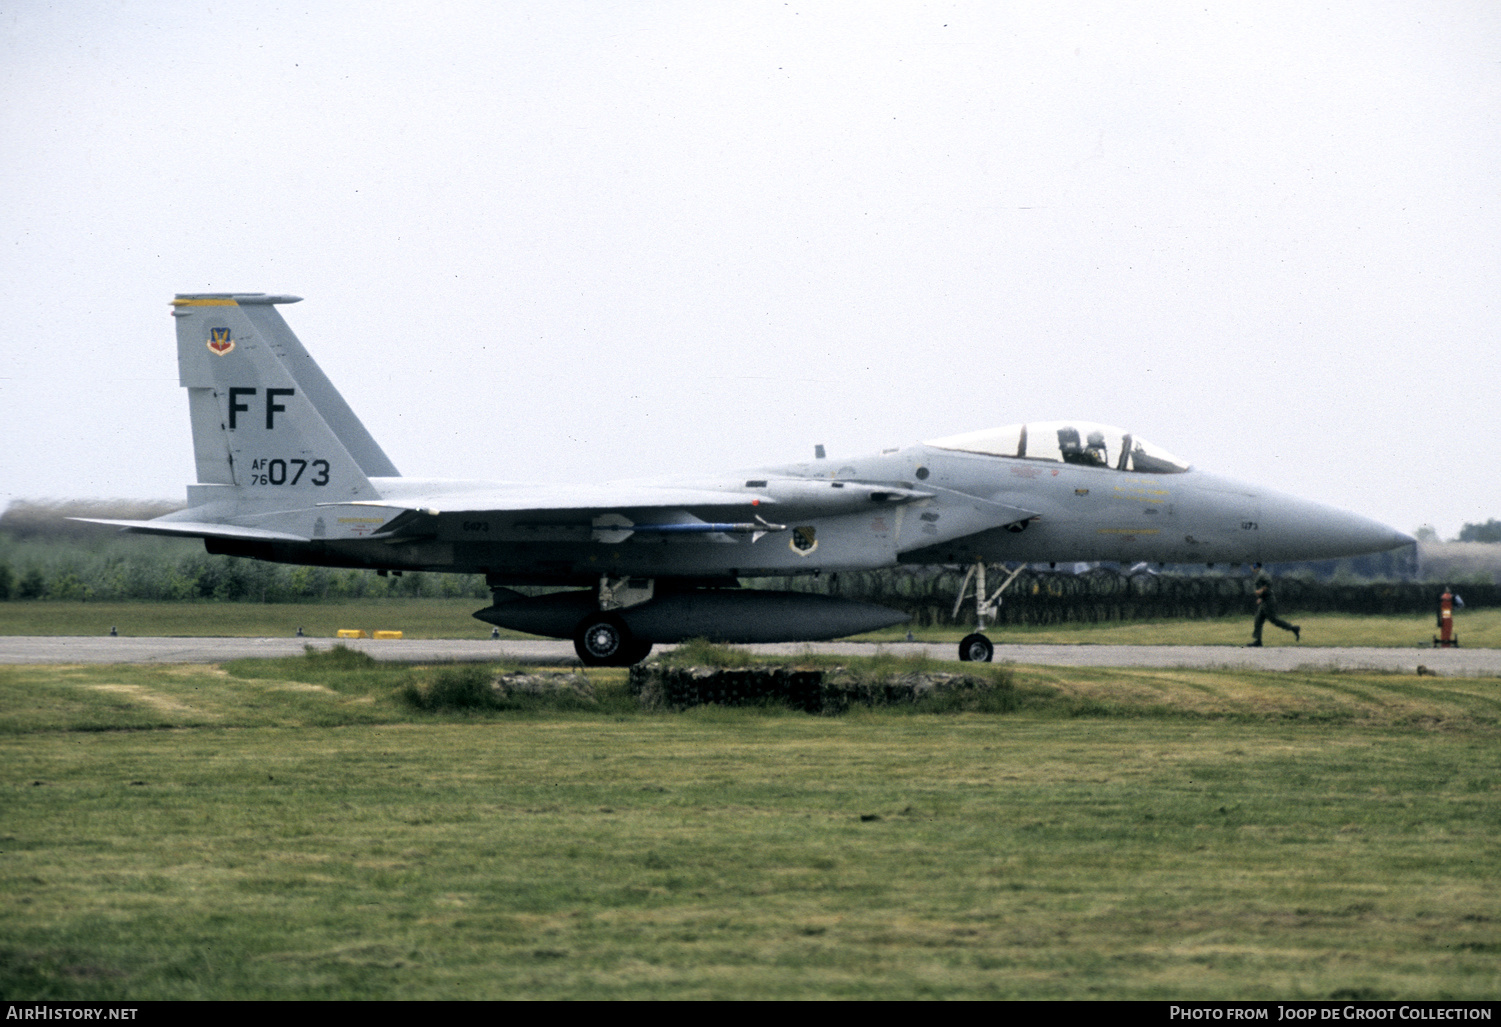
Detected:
[0,636,1496,676]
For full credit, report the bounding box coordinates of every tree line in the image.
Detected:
[0,503,488,603]
[0,542,490,603]
[1458,519,1501,543]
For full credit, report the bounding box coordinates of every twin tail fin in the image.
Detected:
[171,294,398,503]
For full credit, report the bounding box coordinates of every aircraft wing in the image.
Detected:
[340,481,932,516]
[339,484,772,517]
[68,518,312,542]
[71,480,947,545]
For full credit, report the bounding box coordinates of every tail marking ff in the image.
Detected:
[172,293,397,500]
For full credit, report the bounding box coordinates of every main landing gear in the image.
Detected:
[572,576,656,666]
[951,561,1026,663]
[572,612,653,666]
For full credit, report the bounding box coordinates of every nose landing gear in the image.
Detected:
[958,632,994,663]
[951,561,1025,663]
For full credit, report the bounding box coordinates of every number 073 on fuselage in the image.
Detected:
[75,293,1412,665]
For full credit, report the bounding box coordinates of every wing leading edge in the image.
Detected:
[67,518,312,542]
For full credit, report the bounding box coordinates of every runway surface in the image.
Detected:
[1,636,1497,675]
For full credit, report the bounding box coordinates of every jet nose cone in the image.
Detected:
[1343,516,1415,554]
[1319,509,1415,558]
[1258,492,1415,561]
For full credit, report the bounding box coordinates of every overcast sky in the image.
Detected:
[2,1,1497,539]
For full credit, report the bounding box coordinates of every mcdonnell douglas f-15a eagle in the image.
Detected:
[79,293,1413,665]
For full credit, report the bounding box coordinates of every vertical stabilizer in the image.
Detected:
[235,301,400,477]
[172,294,377,500]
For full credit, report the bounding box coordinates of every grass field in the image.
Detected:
[1,599,1498,648]
[2,649,1499,999]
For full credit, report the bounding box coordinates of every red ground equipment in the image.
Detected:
[1433,588,1460,648]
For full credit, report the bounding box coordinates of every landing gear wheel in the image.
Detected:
[574,613,633,666]
[958,633,994,663]
[621,640,654,666]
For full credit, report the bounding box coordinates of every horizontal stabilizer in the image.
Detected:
[68,518,309,543]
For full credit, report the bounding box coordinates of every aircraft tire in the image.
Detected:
[622,640,654,666]
[958,633,994,663]
[574,613,634,666]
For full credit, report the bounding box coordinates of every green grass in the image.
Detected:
[2,650,1500,999]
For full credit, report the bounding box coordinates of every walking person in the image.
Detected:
[1247,562,1300,647]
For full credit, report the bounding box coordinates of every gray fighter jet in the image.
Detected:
[80,293,1413,665]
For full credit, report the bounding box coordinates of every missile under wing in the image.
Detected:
[77,293,1412,665]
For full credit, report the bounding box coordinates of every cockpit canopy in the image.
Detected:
[925,421,1190,474]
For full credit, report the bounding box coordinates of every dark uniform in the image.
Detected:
[1250,568,1300,646]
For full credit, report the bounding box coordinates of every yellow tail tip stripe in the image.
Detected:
[170,298,239,307]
